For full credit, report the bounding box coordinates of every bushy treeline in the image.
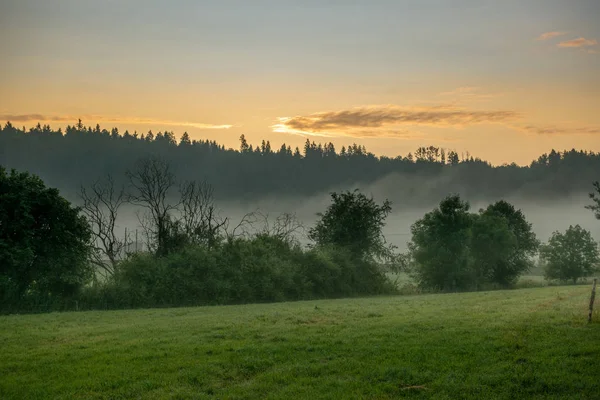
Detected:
[1,163,397,314]
[2,240,392,314]
[407,195,600,292]
[1,120,600,205]
[2,160,599,314]
[407,196,539,291]
[77,238,392,311]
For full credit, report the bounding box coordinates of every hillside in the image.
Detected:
[1,122,599,206]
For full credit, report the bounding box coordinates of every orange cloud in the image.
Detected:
[557,37,598,48]
[273,105,521,138]
[536,31,567,41]
[516,125,600,136]
[0,114,233,130]
[273,104,600,139]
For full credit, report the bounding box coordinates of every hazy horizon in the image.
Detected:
[2,0,600,166]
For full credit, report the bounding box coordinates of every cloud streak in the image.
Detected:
[536,31,567,41]
[437,86,501,101]
[0,114,233,130]
[516,125,600,136]
[274,105,600,139]
[557,37,598,48]
[273,105,521,138]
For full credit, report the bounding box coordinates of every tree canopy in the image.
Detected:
[541,225,599,283]
[408,195,539,291]
[0,167,92,304]
[308,190,393,261]
[476,201,540,285]
[408,195,474,291]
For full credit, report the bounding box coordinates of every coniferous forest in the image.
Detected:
[1,120,599,205]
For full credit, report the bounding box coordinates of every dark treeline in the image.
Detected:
[1,160,599,314]
[0,163,397,313]
[1,120,600,204]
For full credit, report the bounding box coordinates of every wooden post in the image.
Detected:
[589,278,597,323]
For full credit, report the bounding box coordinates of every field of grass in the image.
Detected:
[1,285,599,399]
[386,272,595,291]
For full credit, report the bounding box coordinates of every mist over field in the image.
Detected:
[218,189,600,252]
[78,174,599,255]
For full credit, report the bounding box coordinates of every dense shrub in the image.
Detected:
[68,235,396,311]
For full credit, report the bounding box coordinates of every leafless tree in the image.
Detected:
[126,156,178,256]
[225,210,260,240]
[135,209,157,254]
[222,209,305,245]
[257,211,305,244]
[179,180,228,247]
[79,174,130,276]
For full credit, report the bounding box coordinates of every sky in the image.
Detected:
[1,0,599,165]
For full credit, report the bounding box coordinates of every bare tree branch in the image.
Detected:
[179,180,228,247]
[257,211,306,244]
[126,156,178,255]
[135,209,156,254]
[225,210,260,240]
[79,174,130,275]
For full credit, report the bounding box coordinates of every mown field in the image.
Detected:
[1,285,599,399]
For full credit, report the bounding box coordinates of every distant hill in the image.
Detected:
[1,121,599,207]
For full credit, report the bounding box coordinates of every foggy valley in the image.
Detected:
[2,1,600,398]
[60,174,600,255]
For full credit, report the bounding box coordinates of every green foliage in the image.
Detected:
[408,194,473,291]
[541,225,600,283]
[470,213,518,287]
[308,190,393,261]
[409,196,539,291]
[78,235,394,311]
[483,200,539,256]
[586,181,600,220]
[474,201,540,286]
[0,167,92,312]
[1,172,396,313]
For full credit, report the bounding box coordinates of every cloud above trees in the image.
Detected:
[273,104,600,139]
[0,114,233,130]
[272,105,520,138]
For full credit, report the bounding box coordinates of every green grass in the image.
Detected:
[386,272,595,291]
[1,285,599,399]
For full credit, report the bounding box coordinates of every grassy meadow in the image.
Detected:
[1,285,599,399]
[386,272,553,293]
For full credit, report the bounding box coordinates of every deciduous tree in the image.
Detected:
[541,225,599,283]
[0,167,92,302]
[408,194,473,291]
[308,190,393,261]
[79,174,130,276]
[586,181,600,220]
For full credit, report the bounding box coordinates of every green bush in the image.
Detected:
[69,235,396,311]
